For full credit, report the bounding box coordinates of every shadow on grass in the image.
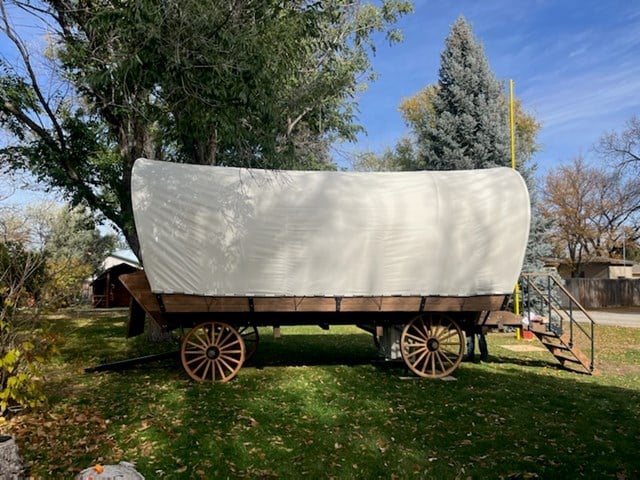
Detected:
[23,315,640,479]
[248,333,379,368]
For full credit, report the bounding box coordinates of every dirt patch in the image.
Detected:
[499,344,546,353]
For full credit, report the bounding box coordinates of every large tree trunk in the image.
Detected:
[145,316,172,343]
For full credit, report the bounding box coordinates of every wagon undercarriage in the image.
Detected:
[119,271,508,382]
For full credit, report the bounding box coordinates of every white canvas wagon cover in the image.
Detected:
[132,158,530,297]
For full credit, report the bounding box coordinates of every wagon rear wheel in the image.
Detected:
[400,313,464,378]
[181,321,246,382]
[237,325,259,360]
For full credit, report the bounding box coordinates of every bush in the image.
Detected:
[0,243,57,414]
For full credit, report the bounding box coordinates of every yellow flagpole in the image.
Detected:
[509,79,521,325]
[509,80,516,170]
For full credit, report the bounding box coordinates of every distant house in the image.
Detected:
[91,253,141,308]
[545,257,635,280]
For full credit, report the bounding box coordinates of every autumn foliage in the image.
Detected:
[541,156,640,274]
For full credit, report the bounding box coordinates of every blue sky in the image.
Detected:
[347,0,640,176]
[3,0,639,206]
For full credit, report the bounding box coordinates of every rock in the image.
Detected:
[0,435,24,480]
[75,461,145,480]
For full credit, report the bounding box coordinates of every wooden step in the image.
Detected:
[531,327,593,374]
[552,352,583,364]
[540,339,571,351]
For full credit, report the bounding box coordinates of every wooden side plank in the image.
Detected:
[121,271,509,315]
[382,297,422,311]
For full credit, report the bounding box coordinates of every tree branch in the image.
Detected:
[0,1,66,150]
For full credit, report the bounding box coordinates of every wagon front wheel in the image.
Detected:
[181,321,246,382]
[400,313,464,379]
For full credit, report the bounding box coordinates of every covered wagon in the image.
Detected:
[120,158,530,382]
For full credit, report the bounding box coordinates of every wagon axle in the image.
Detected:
[205,346,221,360]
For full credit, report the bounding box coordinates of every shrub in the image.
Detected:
[0,243,57,414]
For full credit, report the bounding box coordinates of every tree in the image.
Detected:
[42,205,116,273]
[0,222,51,414]
[41,205,116,306]
[351,137,416,172]
[541,157,640,276]
[0,0,412,257]
[414,17,510,170]
[0,203,115,306]
[597,115,640,172]
[397,85,541,172]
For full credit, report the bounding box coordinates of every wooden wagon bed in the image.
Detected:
[120,270,511,381]
[121,271,508,329]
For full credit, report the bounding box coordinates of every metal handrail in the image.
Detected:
[520,273,595,371]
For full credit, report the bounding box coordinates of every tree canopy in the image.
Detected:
[541,156,640,274]
[0,0,412,256]
[414,17,510,170]
[1,202,116,306]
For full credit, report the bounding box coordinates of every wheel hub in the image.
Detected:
[206,346,220,359]
[427,338,440,352]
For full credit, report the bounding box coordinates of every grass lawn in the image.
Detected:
[4,310,640,479]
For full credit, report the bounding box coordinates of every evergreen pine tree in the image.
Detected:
[413,17,551,272]
[417,17,510,170]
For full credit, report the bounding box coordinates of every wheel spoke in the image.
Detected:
[438,330,459,342]
[421,351,432,374]
[219,354,242,365]
[199,358,212,380]
[217,356,237,373]
[404,332,429,343]
[189,356,209,373]
[220,348,243,355]
[185,339,207,351]
[191,331,210,349]
[412,349,429,371]
[215,360,229,381]
[429,351,437,376]
[438,349,456,365]
[435,351,447,372]
[186,354,207,366]
[214,328,232,347]
[220,338,242,350]
[406,345,428,356]
[417,317,430,338]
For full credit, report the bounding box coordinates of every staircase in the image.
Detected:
[519,273,595,375]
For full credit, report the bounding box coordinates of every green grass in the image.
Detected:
[4,312,640,479]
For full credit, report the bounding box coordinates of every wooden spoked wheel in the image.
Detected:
[180,321,246,382]
[400,313,464,378]
[237,325,259,360]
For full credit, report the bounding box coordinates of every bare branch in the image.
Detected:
[0,0,66,149]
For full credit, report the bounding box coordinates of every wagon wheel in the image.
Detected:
[180,321,246,382]
[237,325,259,360]
[400,313,464,379]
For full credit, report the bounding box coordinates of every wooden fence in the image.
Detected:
[563,278,640,308]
